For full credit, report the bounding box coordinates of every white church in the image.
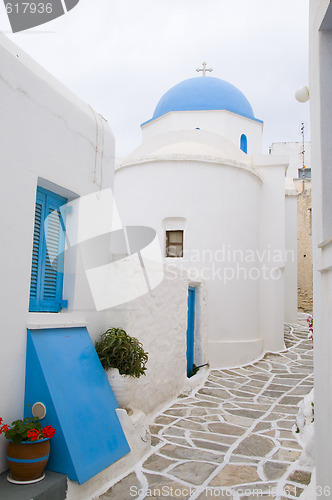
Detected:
[115,63,298,369]
[0,33,298,498]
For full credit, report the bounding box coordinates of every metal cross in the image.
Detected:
[196,62,213,76]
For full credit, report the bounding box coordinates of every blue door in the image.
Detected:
[186,287,196,377]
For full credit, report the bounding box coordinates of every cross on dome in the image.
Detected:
[196,62,213,76]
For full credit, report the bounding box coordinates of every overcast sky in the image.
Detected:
[2,0,310,159]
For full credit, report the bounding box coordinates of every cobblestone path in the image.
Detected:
[100,321,314,500]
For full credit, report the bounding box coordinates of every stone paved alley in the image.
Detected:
[100,319,314,500]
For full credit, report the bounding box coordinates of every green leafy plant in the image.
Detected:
[0,416,55,444]
[95,328,148,378]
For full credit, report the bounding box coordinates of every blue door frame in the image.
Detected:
[186,286,196,377]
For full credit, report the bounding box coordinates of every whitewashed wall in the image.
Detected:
[0,34,116,474]
[107,266,208,415]
[255,155,289,354]
[309,0,332,493]
[115,139,289,368]
[0,35,208,490]
[142,109,263,155]
[284,179,298,323]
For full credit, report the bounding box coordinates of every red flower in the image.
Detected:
[0,416,56,442]
[42,426,55,439]
[27,429,40,441]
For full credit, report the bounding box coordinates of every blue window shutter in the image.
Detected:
[29,187,68,312]
[240,134,248,154]
[29,190,46,310]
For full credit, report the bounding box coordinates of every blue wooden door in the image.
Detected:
[186,287,196,377]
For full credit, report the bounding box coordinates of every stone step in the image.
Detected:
[0,470,67,500]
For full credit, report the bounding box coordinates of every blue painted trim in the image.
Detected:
[9,438,49,444]
[36,186,67,202]
[186,287,196,377]
[7,454,49,463]
[141,111,263,128]
[29,187,68,313]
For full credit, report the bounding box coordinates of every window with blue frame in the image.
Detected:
[240,134,248,154]
[29,187,68,312]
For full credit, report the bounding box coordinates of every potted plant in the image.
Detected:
[95,328,148,409]
[0,416,55,484]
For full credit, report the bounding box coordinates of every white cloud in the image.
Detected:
[5,0,310,156]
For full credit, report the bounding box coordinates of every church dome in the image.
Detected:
[151,76,255,121]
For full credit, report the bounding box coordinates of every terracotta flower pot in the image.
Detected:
[7,438,50,483]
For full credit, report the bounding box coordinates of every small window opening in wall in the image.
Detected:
[240,134,248,154]
[166,230,183,258]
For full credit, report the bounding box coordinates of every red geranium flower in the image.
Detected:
[0,415,56,443]
[27,429,40,441]
[42,425,56,439]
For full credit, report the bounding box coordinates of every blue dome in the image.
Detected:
[151,76,255,122]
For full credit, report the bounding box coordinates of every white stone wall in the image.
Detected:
[115,145,288,368]
[309,0,332,493]
[285,178,298,323]
[0,34,115,473]
[115,266,208,415]
[0,35,209,485]
[255,155,289,353]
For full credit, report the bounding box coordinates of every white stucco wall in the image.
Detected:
[114,266,208,415]
[254,155,289,354]
[0,34,116,474]
[142,109,263,155]
[309,0,332,495]
[284,179,298,323]
[0,35,210,489]
[115,140,288,368]
[0,34,115,469]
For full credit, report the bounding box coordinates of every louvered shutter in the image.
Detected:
[29,187,68,312]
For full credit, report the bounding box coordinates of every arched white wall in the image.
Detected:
[115,159,263,367]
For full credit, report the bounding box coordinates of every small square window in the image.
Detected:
[166,230,183,258]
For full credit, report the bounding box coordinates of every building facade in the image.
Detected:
[115,74,297,369]
[271,142,313,313]
[309,0,332,494]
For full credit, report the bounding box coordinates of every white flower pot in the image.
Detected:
[106,368,136,409]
